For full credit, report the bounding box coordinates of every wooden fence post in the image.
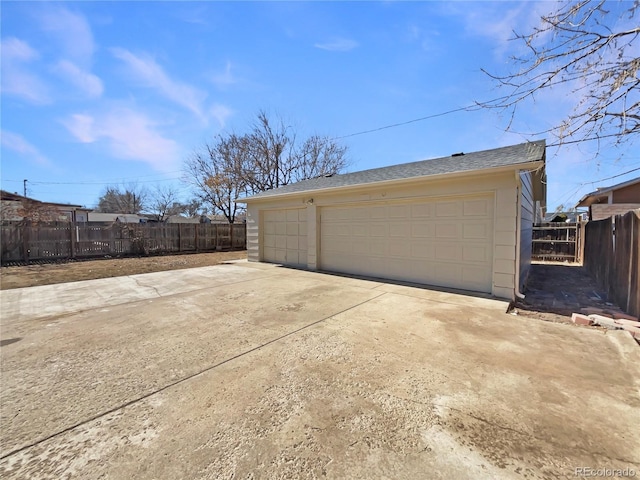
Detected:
[22,221,30,264]
[178,223,183,252]
[230,224,234,250]
[70,222,77,259]
[195,224,199,252]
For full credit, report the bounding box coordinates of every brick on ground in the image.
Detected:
[571,313,593,326]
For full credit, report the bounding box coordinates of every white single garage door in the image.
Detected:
[319,194,494,292]
[262,208,307,267]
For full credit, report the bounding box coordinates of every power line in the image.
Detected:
[2,177,184,186]
[580,166,640,185]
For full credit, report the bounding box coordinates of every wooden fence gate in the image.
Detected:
[531,222,584,263]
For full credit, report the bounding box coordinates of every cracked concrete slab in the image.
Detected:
[1,262,639,479]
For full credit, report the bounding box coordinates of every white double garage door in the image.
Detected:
[262,194,494,293]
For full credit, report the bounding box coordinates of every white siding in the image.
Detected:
[518,171,535,292]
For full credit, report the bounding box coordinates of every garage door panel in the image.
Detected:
[463,223,489,239]
[390,223,411,237]
[435,223,460,239]
[320,194,494,293]
[435,244,463,261]
[370,224,389,237]
[464,199,489,216]
[412,223,433,238]
[324,237,350,253]
[389,240,411,257]
[264,235,276,248]
[389,205,409,218]
[275,236,287,249]
[371,206,387,218]
[263,246,275,260]
[275,249,287,263]
[264,222,276,235]
[352,224,368,236]
[370,240,388,256]
[463,266,491,288]
[411,203,432,218]
[286,222,298,236]
[411,242,435,259]
[263,208,307,267]
[387,258,415,277]
[323,223,350,236]
[463,245,490,262]
[263,210,277,222]
[275,222,286,235]
[286,236,299,250]
[436,201,461,217]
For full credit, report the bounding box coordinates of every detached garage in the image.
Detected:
[240,140,546,300]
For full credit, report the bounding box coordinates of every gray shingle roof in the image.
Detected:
[240,139,546,201]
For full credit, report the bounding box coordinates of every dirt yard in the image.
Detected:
[0,251,247,290]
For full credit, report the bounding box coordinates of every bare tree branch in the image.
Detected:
[479,0,639,148]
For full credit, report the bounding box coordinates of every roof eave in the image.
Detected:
[237,160,545,204]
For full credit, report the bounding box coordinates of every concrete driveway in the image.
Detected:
[1,261,639,479]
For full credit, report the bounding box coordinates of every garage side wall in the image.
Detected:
[245,171,520,299]
[518,171,535,293]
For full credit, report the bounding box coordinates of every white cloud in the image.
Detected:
[62,108,180,171]
[0,37,50,104]
[0,130,51,166]
[210,61,236,88]
[442,2,549,59]
[209,104,233,127]
[54,60,104,98]
[37,7,95,64]
[63,114,96,142]
[111,48,207,120]
[1,37,39,62]
[314,37,359,52]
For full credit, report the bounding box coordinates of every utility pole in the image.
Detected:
[23,179,27,197]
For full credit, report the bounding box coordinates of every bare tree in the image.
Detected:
[185,135,247,223]
[185,111,349,223]
[480,0,639,147]
[16,200,61,224]
[96,185,147,214]
[147,185,187,222]
[293,134,349,183]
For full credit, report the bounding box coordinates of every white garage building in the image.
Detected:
[240,140,546,300]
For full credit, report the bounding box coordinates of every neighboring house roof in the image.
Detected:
[575,176,640,207]
[88,212,146,223]
[239,140,546,201]
[0,190,84,209]
[166,215,201,224]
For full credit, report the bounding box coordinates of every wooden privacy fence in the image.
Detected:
[1,222,246,263]
[532,222,583,263]
[584,210,639,317]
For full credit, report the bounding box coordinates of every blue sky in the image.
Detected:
[2,1,638,211]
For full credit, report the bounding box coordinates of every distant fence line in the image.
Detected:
[584,209,639,317]
[1,222,247,264]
